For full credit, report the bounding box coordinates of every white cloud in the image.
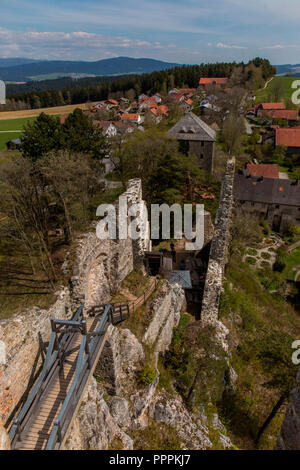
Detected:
[217,42,247,50]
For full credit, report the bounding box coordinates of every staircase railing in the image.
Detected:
[9,305,84,446]
[45,304,111,450]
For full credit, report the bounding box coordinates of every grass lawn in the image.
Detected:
[282,246,300,281]
[0,131,23,150]
[0,116,37,131]
[256,77,299,104]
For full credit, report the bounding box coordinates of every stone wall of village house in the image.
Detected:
[238,201,300,231]
[200,157,235,326]
[189,140,214,174]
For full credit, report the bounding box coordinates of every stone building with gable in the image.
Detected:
[168,112,216,174]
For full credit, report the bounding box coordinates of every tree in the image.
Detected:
[21,113,63,161]
[222,113,245,155]
[255,331,298,446]
[0,155,56,285]
[62,108,109,160]
[111,128,179,198]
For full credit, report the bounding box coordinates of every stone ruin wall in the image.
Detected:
[200,157,236,326]
[70,178,151,308]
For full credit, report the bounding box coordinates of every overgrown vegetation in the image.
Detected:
[218,212,300,449]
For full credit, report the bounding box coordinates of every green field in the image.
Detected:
[0,116,37,131]
[0,117,36,149]
[256,77,299,104]
[282,246,300,281]
[0,132,24,150]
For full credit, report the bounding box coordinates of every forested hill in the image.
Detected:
[0,57,179,82]
[4,58,276,111]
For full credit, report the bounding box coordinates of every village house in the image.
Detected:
[199,78,228,88]
[257,109,298,126]
[92,120,118,137]
[245,163,279,179]
[168,112,216,174]
[121,113,142,124]
[276,127,300,157]
[234,175,300,231]
[255,102,285,116]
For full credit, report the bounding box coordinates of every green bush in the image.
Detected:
[261,252,271,260]
[247,249,258,256]
[140,365,156,385]
[246,257,256,265]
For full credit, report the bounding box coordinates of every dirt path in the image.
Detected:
[263,76,274,90]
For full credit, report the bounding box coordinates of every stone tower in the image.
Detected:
[168,112,216,174]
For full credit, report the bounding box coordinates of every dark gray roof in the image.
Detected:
[168,270,192,289]
[168,112,216,142]
[234,175,300,206]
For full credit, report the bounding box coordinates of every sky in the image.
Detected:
[0,0,300,64]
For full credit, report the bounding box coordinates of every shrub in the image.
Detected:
[140,365,156,385]
[246,257,256,265]
[261,252,271,260]
[273,260,286,273]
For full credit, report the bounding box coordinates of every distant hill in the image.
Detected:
[0,57,180,82]
[276,64,300,76]
[0,58,38,68]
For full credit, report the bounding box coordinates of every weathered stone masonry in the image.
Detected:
[200,157,236,326]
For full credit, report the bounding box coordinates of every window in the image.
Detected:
[200,154,204,159]
[201,141,204,147]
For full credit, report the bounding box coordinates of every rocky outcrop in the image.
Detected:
[0,288,70,427]
[143,282,185,352]
[201,157,235,326]
[66,281,232,450]
[94,325,144,396]
[150,393,213,450]
[0,422,10,450]
[276,368,300,450]
[64,378,133,450]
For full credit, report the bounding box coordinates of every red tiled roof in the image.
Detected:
[121,113,140,121]
[150,108,159,116]
[259,109,298,120]
[107,99,118,105]
[177,88,196,94]
[259,102,285,110]
[276,128,300,147]
[60,114,68,124]
[247,163,279,179]
[199,78,228,85]
[185,99,193,106]
[158,105,168,116]
[171,92,185,101]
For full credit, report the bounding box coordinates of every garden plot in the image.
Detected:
[244,234,284,269]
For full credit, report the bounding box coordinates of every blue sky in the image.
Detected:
[0,0,299,64]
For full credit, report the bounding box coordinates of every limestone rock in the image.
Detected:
[143,282,185,353]
[150,392,213,450]
[0,422,10,450]
[0,287,70,424]
[110,397,131,430]
[64,378,133,450]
